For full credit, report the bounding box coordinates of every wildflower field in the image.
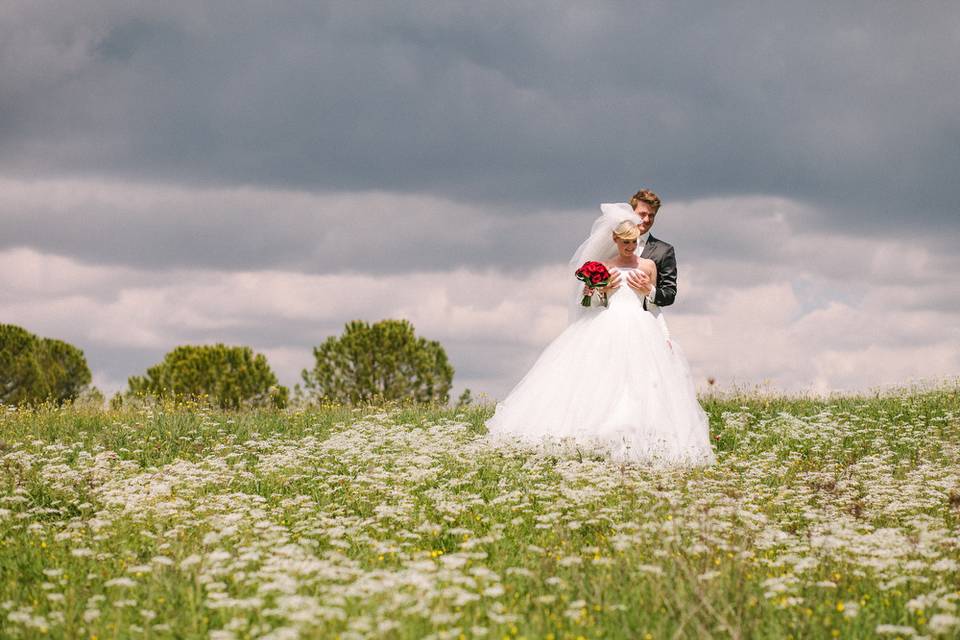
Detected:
[2,386,960,639]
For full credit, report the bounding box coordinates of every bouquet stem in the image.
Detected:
[580,289,609,307]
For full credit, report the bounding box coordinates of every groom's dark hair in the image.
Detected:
[629,189,661,213]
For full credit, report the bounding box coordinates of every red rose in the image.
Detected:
[575,261,611,307]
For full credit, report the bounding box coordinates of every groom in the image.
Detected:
[605,189,677,310]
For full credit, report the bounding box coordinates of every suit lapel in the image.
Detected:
[640,235,658,260]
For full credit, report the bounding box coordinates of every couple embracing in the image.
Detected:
[486,189,716,467]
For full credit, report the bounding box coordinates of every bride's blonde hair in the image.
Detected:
[613,220,641,241]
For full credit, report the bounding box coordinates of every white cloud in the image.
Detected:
[1,246,572,397]
[4,187,959,403]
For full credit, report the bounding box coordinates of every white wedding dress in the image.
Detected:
[485,266,716,466]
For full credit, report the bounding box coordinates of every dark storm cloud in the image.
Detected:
[1,0,958,239]
[0,181,588,271]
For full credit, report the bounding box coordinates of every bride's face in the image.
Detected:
[633,201,657,235]
[614,235,638,257]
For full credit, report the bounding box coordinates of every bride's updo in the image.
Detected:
[613,220,641,240]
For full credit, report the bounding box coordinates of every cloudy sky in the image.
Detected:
[2,1,959,400]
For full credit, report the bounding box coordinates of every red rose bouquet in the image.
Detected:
[575,261,611,307]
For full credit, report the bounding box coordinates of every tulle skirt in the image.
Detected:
[485,290,716,466]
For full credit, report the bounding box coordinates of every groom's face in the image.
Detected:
[633,201,657,235]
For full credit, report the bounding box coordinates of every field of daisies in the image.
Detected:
[2,385,960,639]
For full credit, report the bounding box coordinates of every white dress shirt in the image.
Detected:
[636,231,657,306]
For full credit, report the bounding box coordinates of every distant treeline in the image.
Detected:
[0,320,462,408]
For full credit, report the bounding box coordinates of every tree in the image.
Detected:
[36,338,94,403]
[0,324,41,405]
[127,344,288,409]
[456,388,473,408]
[0,324,93,405]
[302,319,454,405]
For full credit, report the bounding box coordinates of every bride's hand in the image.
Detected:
[603,271,622,294]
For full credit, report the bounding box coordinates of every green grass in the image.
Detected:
[1,384,959,639]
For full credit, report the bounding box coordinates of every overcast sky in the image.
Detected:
[2,1,958,400]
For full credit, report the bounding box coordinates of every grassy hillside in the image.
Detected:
[1,385,959,639]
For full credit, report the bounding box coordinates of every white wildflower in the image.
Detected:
[931,559,960,572]
[636,564,664,576]
[105,577,137,588]
[482,585,505,598]
[928,614,960,635]
[875,624,917,635]
[126,564,152,574]
[180,554,202,569]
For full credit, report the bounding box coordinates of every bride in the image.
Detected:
[485,202,716,466]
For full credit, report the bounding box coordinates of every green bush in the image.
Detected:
[0,324,93,405]
[127,344,288,409]
[302,319,454,405]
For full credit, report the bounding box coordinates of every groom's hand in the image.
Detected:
[627,271,653,295]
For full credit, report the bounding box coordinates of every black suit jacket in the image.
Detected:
[639,235,677,308]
